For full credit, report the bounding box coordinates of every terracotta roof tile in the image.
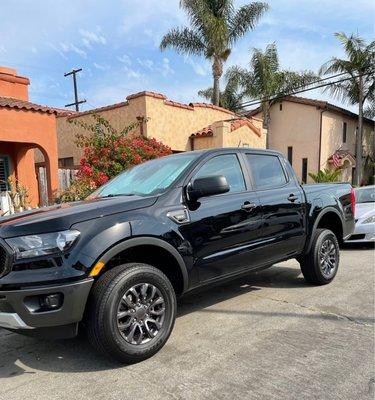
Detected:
[190,126,214,138]
[246,95,374,125]
[190,117,262,138]
[189,102,235,116]
[229,118,262,137]
[0,96,71,115]
[65,101,129,119]
[164,100,194,110]
[126,91,167,100]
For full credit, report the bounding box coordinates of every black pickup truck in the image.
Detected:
[0,148,355,363]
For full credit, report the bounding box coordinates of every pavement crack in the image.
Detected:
[252,294,373,327]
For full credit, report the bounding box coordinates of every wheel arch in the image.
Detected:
[307,207,344,252]
[92,237,189,295]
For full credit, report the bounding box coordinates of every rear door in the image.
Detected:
[244,152,306,264]
[180,152,263,283]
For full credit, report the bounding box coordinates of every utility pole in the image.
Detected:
[64,68,86,111]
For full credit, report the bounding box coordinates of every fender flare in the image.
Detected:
[306,206,344,252]
[96,236,189,293]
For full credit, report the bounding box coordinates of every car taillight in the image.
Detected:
[350,187,356,217]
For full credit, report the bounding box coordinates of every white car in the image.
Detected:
[346,185,375,243]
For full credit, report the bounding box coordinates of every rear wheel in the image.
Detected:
[299,229,340,285]
[86,263,176,363]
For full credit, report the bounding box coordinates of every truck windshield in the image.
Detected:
[88,153,198,198]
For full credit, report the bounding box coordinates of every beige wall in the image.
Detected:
[320,111,374,182]
[144,96,236,151]
[259,101,321,183]
[57,96,146,165]
[57,92,265,165]
[261,100,374,183]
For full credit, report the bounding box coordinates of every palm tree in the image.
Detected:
[308,168,342,183]
[160,0,269,105]
[364,99,375,119]
[320,32,375,186]
[198,74,244,112]
[226,43,318,146]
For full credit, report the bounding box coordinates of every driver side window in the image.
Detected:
[195,154,246,193]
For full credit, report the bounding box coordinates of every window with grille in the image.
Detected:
[0,157,10,192]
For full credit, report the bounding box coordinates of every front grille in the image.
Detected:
[348,234,366,241]
[0,243,11,278]
[0,245,7,276]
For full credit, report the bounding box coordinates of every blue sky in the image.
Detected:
[0,0,374,112]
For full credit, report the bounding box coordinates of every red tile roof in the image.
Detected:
[246,95,374,125]
[126,91,167,100]
[65,101,129,119]
[0,96,75,115]
[190,126,214,138]
[189,102,235,116]
[191,117,262,138]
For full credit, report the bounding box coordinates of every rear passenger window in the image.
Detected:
[246,154,287,189]
[195,154,246,193]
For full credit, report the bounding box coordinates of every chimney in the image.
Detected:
[0,66,30,101]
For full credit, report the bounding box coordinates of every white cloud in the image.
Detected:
[60,42,87,58]
[158,57,174,77]
[184,56,210,76]
[79,28,107,48]
[137,58,154,70]
[118,54,132,65]
[0,44,6,53]
[93,62,110,71]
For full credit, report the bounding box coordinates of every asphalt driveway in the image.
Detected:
[0,245,374,400]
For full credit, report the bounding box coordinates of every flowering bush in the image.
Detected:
[56,114,172,202]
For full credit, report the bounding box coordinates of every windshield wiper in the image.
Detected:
[101,193,136,198]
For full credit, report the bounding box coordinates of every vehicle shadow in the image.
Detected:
[341,242,375,251]
[0,261,370,377]
[0,264,305,377]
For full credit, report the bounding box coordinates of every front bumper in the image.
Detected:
[0,278,93,333]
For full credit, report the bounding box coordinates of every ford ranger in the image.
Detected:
[0,148,355,363]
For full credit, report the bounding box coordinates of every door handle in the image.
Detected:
[287,194,298,202]
[241,202,257,211]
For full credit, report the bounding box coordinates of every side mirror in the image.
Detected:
[187,175,230,201]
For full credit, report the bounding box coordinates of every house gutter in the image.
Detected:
[318,107,328,170]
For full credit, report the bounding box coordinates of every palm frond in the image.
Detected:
[198,87,214,101]
[160,27,205,55]
[229,2,269,41]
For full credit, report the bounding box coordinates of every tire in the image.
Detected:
[299,229,340,285]
[86,263,177,364]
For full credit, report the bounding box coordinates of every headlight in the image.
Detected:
[6,230,80,260]
[362,215,375,224]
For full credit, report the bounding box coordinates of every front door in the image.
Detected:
[180,153,263,283]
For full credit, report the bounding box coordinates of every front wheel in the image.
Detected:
[299,229,340,285]
[86,263,177,363]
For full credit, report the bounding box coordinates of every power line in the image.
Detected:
[239,72,348,108]
[239,71,373,110]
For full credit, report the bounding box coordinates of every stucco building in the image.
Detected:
[247,96,374,184]
[57,91,266,167]
[0,66,63,207]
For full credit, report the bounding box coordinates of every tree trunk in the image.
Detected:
[212,57,223,106]
[262,102,271,149]
[354,75,364,186]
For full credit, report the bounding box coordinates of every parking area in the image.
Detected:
[0,245,374,400]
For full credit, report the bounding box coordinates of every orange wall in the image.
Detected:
[0,66,29,101]
[0,107,58,206]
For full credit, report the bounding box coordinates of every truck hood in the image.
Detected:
[0,195,157,238]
